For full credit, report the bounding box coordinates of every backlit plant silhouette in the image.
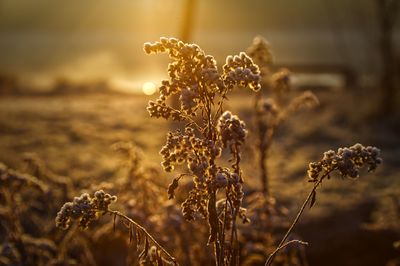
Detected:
[265,143,382,266]
[247,36,319,197]
[55,190,178,265]
[144,37,261,266]
[50,37,385,266]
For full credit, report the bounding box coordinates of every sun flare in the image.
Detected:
[142,81,157,95]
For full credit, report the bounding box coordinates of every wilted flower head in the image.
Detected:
[222,52,261,91]
[271,68,291,94]
[214,171,229,189]
[144,37,221,117]
[217,111,248,147]
[308,143,382,181]
[257,98,279,115]
[55,190,117,230]
[286,90,319,114]
[144,37,261,120]
[246,36,274,78]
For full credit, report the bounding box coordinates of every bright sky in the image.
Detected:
[0,0,395,92]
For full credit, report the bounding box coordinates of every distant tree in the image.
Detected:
[375,0,399,114]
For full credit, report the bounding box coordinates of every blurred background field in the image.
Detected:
[0,1,399,265]
[0,0,398,91]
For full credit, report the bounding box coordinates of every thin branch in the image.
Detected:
[108,210,179,266]
[219,196,230,266]
[153,102,203,132]
[213,87,229,122]
[266,240,308,262]
[264,171,331,266]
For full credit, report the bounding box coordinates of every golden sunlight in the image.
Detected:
[111,78,139,94]
[142,81,157,95]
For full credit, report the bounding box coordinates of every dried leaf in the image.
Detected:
[122,219,130,228]
[156,248,164,266]
[309,190,317,209]
[167,176,180,200]
[136,230,141,251]
[138,236,149,261]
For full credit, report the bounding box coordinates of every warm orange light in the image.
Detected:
[111,78,138,94]
[142,82,156,95]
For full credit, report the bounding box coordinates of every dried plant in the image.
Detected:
[111,141,164,220]
[144,37,261,265]
[22,153,70,186]
[0,162,48,241]
[247,36,319,197]
[56,190,178,265]
[0,162,80,265]
[265,143,382,266]
[1,36,383,266]
[0,162,48,193]
[22,152,73,202]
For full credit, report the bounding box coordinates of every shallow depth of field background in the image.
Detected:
[0,1,399,265]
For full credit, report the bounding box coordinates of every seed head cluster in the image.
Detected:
[223,53,261,91]
[160,126,223,220]
[217,111,248,147]
[160,127,220,173]
[285,90,320,114]
[161,125,245,221]
[55,190,117,230]
[258,98,279,116]
[246,35,320,197]
[308,143,382,181]
[246,36,274,78]
[271,68,291,95]
[144,37,261,120]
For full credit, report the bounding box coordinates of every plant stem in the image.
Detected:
[266,240,308,262]
[264,171,330,266]
[208,191,222,266]
[108,210,179,266]
[219,197,229,266]
[259,145,269,196]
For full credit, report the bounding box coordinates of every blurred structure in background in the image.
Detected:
[375,0,399,114]
[0,0,398,108]
[180,0,197,43]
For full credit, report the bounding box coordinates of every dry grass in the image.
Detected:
[0,38,398,266]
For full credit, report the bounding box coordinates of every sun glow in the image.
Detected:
[142,82,157,95]
[111,78,139,94]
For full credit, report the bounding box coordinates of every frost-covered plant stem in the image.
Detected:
[254,93,272,196]
[264,174,325,266]
[109,210,178,265]
[247,36,319,198]
[265,143,382,266]
[56,191,178,265]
